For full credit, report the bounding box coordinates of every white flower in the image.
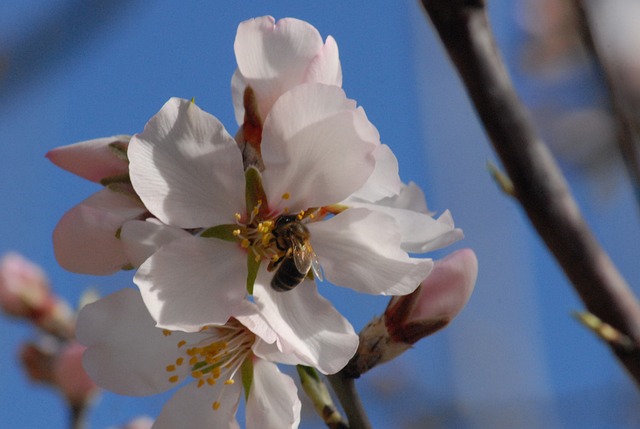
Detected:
[77,288,302,429]
[125,84,435,338]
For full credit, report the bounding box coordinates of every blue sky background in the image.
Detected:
[1,1,640,428]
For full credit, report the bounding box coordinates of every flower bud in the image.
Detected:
[45,135,131,183]
[384,248,477,346]
[0,253,75,338]
[53,342,99,406]
[20,341,56,384]
[342,249,477,378]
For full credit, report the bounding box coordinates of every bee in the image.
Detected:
[268,214,322,292]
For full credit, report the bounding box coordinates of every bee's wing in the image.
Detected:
[293,240,323,281]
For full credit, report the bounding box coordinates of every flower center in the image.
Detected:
[164,319,254,410]
[232,200,322,265]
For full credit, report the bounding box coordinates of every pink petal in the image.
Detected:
[53,188,147,275]
[408,248,477,324]
[46,135,130,183]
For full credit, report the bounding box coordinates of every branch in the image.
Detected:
[571,0,640,209]
[419,0,640,385]
[327,373,372,429]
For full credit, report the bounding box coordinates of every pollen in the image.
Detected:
[162,320,256,414]
[282,192,290,200]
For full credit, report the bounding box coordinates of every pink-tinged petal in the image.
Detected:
[120,220,192,268]
[53,188,147,275]
[233,16,328,121]
[53,342,98,405]
[385,249,477,344]
[135,234,247,331]
[246,359,301,429]
[153,379,242,429]
[261,84,378,212]
[252,276,358,374]
[309,208,433,296]
[344,144,403,203]
[76,289,192,396]
[303,35,342,87]
[46,135,130,183]
[128,98,245,228]
[406,248,477,324]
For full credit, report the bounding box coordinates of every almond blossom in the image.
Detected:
[77,288,305,429]
[123,83,440,335]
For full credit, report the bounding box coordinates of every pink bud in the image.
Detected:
[46,135,130,183]
[20,341,56,384]
[0,253,75,338]
[53,342,99,406]
[0,253,51,318]
[385,248,477,345]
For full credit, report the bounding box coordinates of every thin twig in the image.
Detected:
[419,0,640,386]
[571,0,640,209]
[327,374,372,429]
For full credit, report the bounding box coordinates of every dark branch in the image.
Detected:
[419,0,640,385]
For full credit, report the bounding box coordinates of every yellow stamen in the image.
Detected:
[168,375,179,383]
[212,401,221,410]
[162,329,172,336]
[166,364,176,372]
[197,379,205,388]
[177,340,187,348]
[176,357,184,366]
[224,379,234,385]
[282,192,290,200]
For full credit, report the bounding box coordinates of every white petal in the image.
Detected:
[128,98,245,228]
[153,379,242,429]
[309,208,433,295]
[120,219,192,268]
[53,188,146,275]
[303,35,342,87]
[342,202,463,253]
[134,234,247,331]
[246,359,301,429]
[343,144,403,203]
[76,289,192,396]
[234,16,325,121]
[252,274,358,374]
[261,84,378,212]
